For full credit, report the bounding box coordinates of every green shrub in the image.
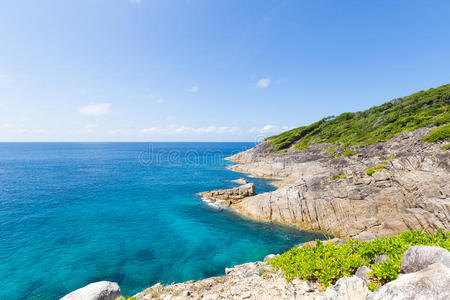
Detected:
[365,164,389,176]
[330,174,346,181]
[268,229,449,289]
[266,84,450,151]
[364,168,375,176]
[422,123,450,142]
[338,149,357,158]
[442,143,450,150]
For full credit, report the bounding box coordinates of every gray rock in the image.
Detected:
[263,254,276,262]
[355,266,372,284]
[60,281,120,300]
[368,263,450,300]
[401,246,450,273]
[375,254,388,263]
[226,127,450,240]
[372,171,391,181]
[303,280,315,292]
[320,276,370,300]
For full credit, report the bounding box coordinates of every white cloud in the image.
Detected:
[165,115,175,121]
[249,124,292,134]
[186,86,199,93]
[139,125,242,135]
[0,123,12,130]
[139,127,158,134]
[256,78,271,88]
[129,0,141,5]
[78,103,111,116]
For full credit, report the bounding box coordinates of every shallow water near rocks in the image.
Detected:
[0,142,323,299]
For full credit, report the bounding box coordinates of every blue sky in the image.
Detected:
[0,0,449,142]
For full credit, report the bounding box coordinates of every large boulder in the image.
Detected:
[368,263,450,300]
[319,276,370,300]
[60,281,120,300]
[400,245,450,273]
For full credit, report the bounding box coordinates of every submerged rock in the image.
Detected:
[60,281,120,300]
[232,178,248,185]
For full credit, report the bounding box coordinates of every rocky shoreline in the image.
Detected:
[62,243,450,300]
[223,127,449,240]
[62,127,449,299]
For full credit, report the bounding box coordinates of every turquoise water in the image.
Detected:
[0,143,322,299]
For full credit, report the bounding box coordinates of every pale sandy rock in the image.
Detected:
[134,260,324,300]
[319,276,370,300]
[201,183,255,206]
[60,281,120,300]
[232,178,248,184]
[368,263,450,300]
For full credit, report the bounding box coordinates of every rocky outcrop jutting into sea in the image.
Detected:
[225,127,449,240]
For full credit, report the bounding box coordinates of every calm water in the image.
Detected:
[0,143,322,299]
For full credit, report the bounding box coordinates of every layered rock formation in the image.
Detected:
[201,183,255,207]
[225,127,449,239]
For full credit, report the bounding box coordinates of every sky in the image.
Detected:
[0,0,449,142]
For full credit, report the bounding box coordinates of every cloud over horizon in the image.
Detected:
[256,78,271,88]
[77,103,112,116]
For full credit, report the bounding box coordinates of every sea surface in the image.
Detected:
[0,143,323,299]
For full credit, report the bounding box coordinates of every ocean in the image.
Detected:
[0,142,322,299]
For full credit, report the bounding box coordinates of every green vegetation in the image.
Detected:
[421,123,450,142]
[266,84,450,151]
[442,143,450,150]
[268,229,449,290]
[338,149,356,158]
[329,174,346,181]
[364,164,389,176]
[364,168,375,176]
[120,297,138,300]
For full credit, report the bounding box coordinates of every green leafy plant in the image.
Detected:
[442,143,450,150]
[364,168,375,176]
[364,164,389,176]
[268,229,449,289]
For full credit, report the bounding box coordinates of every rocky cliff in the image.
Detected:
[225,127,449,239]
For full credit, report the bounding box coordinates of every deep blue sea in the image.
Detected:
[0,143,322,299]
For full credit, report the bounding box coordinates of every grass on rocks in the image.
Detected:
[266,84,450,151]
[268,229,450,290]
